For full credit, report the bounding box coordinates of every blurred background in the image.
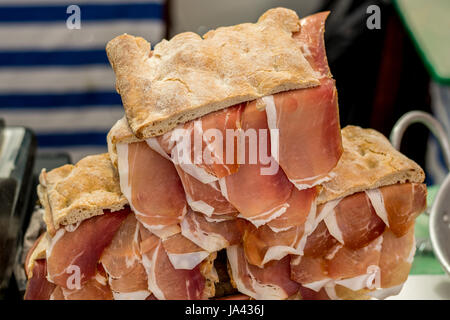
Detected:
[1,0,448,182]
[0,0,449,299]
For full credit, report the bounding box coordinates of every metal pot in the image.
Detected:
[390,111,450,275]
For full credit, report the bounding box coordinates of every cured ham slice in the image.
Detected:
[162,233,210,270]
[327,236,383,291]
[140,225,206,300]
[181,210,241,252]
[241,222,305,267]
[46,208,130,288]
[100,214,150,299]
[263,12,342,190]
[298,286,330,300]
[267,187,318,232]
[303,220,338,257]
[116,141,187,238]
[378,227,415,289]
[154,105,243,183]
[24,259,55,300]
[366,183,426,237]
[176,166,237,216]
[264,78,342,190]
[227,245,300,300]
[324,192,385,249]
[290,255,329,290]
[61,270,114,300]
[220,100,293,226]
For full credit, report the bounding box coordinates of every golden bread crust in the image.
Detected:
[106,8,320,138]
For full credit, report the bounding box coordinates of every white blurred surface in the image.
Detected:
[387,275,450,300]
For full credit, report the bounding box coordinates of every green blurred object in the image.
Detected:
[394,0,450,84]
[410,185,445,275]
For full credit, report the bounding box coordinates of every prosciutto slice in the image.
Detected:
[116,141,186,238]
[227,245,300,300]
[46,208,130,288]
[162,233,210,270]
[378,227,415,289]
[154,105,243,183]
[61,269,114,300]
[303,220,338,257]
[241,222,305,267]
[100,214,150,299]
[176,166,237,216]
[227,245,299,300]
[140,225,206,300]
[220,100,293,226]
[263,12,342,190]
[180,210,242,252]
[24,259,55,300]
[366,183,426,237]
[324,191,385,249]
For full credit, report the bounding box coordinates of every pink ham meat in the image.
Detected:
[24,259,55,300]
[227,245,300,300]
[303,220,338,257]
[367,183,426,237]
[378,227,415,289]
[46,208,130,288]
[242,223,305,267]
[176,166,237,216]
[221,100,293,227]
[180,210,242,252]
[324,192,385,249]
[162,233,209,270]
[117,141,186,238]
[61,272,114,300]
[139,225,206,300]
[100,214,150,299]
[267,187,318,232]
[264,12,342,190]
[155,105,243,182]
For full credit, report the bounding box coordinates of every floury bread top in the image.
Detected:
[106,8,321,139]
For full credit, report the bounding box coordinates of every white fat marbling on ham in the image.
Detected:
[365,188,390,227]
[166,251,210,270]
[324,210,344,244]
[141,242,166,300]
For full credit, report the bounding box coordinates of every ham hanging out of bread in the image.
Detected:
[264,12,343,190]
[24,259,55,300]
[220,99,293,227]
[116,141,187,238]
[46,208,130,289]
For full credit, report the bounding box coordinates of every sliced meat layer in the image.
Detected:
[303,220,338,257]
[140,225,206,300]
[242,222,305,267]
[100,214,149,297]
[227,245,299,300]
[46,208,130,288]
[221,100,293,226]
[24,259,55,300]
[264,12,342,190]
[265,78,342,190]
[117,141,186,238]
[62,271,113,300]
[162,233,210,270]
[176,166,237,216]
[324,191,385,249]
[267,187,318,232]
[366,183,426,237]
[379,227,415,288]
[181,210,242,252]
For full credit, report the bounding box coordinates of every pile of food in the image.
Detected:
[24,8,426,300]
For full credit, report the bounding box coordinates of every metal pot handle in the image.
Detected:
[390,111,450,171]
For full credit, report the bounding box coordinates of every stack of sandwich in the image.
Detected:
[24,8,427,300]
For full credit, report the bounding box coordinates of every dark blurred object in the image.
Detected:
[321,0,431,170]
[0,121,36,300]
